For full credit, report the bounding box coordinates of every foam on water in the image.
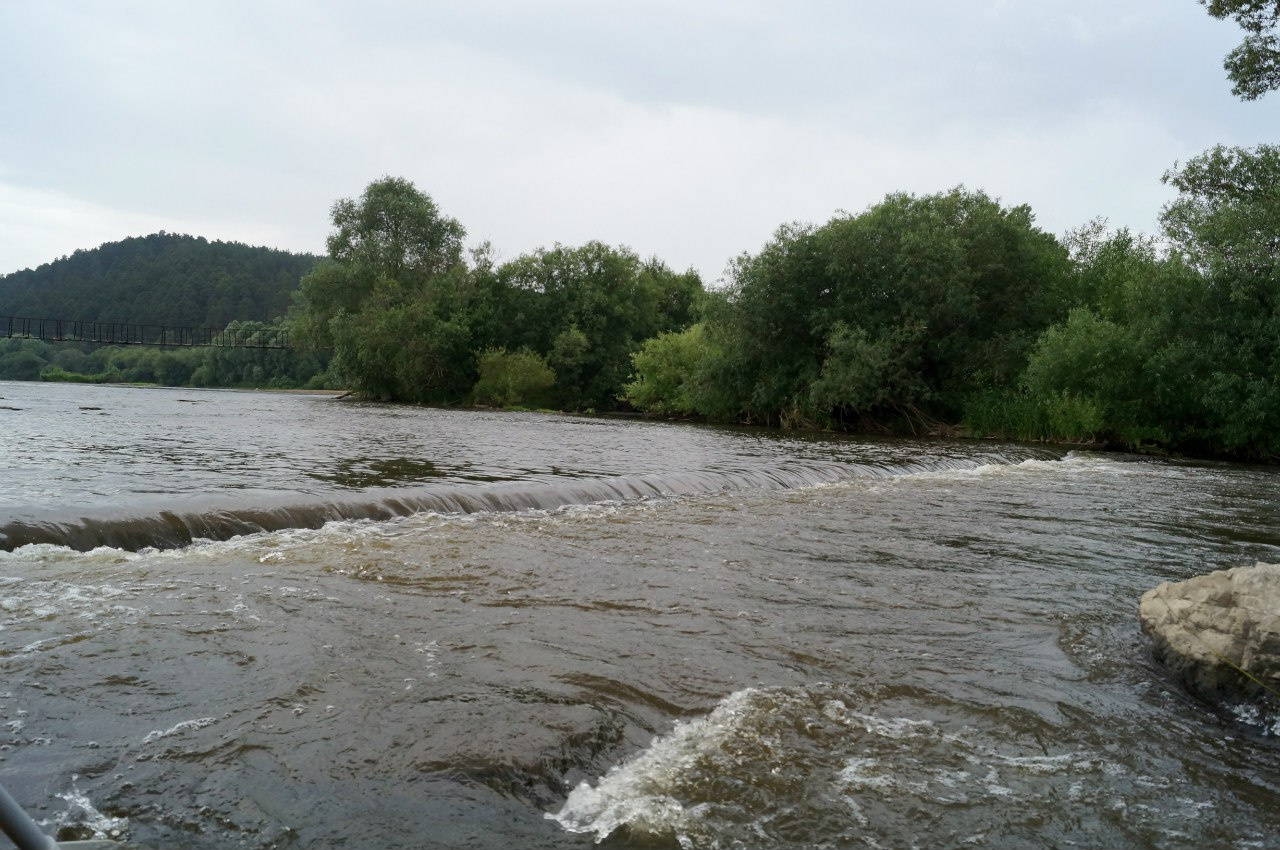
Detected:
[548,684,1195,849]
[904,450,1133,483]
[550,687,762,845]
[141,717,218,745]
[0,575,145,631]
[1228,702,1280,737]
[46,779,130,843]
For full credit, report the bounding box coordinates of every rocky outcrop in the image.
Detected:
[1139,562,1280,700]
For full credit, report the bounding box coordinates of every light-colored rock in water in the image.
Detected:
[1139,562,1280,700]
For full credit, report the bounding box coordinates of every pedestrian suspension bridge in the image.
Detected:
[1,315,289,349]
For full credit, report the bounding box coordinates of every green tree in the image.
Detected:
[808,321,933,430]
[1010,174,1280,460]
[291,177,466,353]
[152,347,201,386]
[291,178,478,400]
[106,347,159,383]
[1162,144,1280,457]
[328,177,465,285]
[707,189,1071,428]
[547,326,592,410]
[51,347,91,374]
[1161,144,1280,291]
[0,346,49,380]
[330,294,475,403]
[1200,0,1280,99]
[174,320,323,389]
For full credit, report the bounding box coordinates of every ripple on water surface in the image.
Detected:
[551,682,1272,849]
[2,387,1280,848]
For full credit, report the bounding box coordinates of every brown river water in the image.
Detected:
[0,381,1277,849]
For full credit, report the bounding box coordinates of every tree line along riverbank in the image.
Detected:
[2,140,1278,463]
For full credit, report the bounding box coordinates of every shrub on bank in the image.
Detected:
[471,348,556,409]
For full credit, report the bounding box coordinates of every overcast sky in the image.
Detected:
[0,1,1269,285]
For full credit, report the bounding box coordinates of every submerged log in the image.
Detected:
[1139,562,1280,700]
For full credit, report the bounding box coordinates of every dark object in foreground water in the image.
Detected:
[0,781,131,849]
[0,781,58,850]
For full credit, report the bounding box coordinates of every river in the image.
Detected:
[1,380,1277,849]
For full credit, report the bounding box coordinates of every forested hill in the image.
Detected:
[0,233,320,328]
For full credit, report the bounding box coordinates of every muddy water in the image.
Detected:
[1,381,1277,848]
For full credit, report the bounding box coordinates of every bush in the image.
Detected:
[471,348,556,409]
[0,350,50,381]
[962,389,1103,443]
[623,324,713,416]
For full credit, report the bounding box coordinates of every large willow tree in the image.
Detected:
[291,177,465,349]
[290,177,482,402]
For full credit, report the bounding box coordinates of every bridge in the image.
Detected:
[2,315,290,349]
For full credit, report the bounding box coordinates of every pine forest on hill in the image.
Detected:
[0,232,319,329]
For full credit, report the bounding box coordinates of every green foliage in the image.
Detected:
[1159,145,1280,457]
[632,171,1279,461]
[291,177,466,354]
[39,364,121,384]
[0,232,318,328]
[809,322,934,429]
[0,319,324,390]
[292,178,485,402]
[495,243,704,411]
[703,188,1071,428]
[547,326,592,410]
[0,231,327,390]
[623,324,717,416]
[185,321,325,389]
[3,177,702,410]
[1013,176,1280,459]
[1019,229,1202,449]
[962,389,1104,443]
[51,347,92,374]
[1161,144,1280,291]
[331,297,475,403]
[1200,0,1280,99]
[471,348,556,408]
[289,261,355,352]
[0,348,49,381]
[328,177,466,285]
[1022,307,1172,448]
[4,160,1274,463]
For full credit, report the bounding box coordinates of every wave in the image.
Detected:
[547,683,1129,849]
[0,449,1062,553]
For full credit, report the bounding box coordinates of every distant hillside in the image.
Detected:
[0,232,321,329]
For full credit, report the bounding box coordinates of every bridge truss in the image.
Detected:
[1,316,290,349]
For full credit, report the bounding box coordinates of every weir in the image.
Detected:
[1,315,289,349]
[0,454,1056,553]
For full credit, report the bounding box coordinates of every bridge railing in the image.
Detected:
[1,316,289,349]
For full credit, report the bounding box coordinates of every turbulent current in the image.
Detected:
[1,381,1278,849]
